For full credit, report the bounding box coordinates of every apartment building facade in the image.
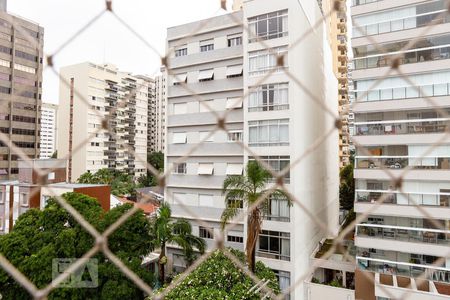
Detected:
[58,62,151,182]
[39,102,57,159]
[164,1,339,298]
[0,6,44,180]
[351,0,450,299]
[150,69,166,153]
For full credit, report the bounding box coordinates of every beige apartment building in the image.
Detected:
[150,69,166,153]
[351,0,450,299]
[0,2,44,180]
[39,102,57,159]
[58,62,152,182]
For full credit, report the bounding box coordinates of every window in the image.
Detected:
[0,191,3,204]
[199,194,214,207]
[228,35,242,47]
[199,100,214,112]
[249,10,288,42]
[198,163,214,175]
[227,198,243,209]
[48,172,55,180]
[14,63,35,74]
[15,50,38,62]
[173,163,187,174]
[228,130,243,142]
[226,65,243,78]
[273,270,291,299]
[173,103,187,115]
[265,195,290,222]
[173,73,187,86]
[226,97,243,110]
[249,46,287,76]
[198,69,214,82]
[175,47,187,57]
[199,131,214,142]
[0,86,10,94]
[172,132,187,144]
[199,226,214,239]
[257,230,290,261]
[200,39,214,52]
[0,59,10,68]
[249,156,290,183]
[249,83,289,112]
[248,119,289,147]
[20,192,29,206]
[227,235,244,243]
[226,163,243,175]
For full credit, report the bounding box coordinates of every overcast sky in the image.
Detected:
[8,0,231,104]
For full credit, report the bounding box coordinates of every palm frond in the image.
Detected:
[220,205,241,230]
[172,218,192,235]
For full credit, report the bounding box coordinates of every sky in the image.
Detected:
[8,0,232,104]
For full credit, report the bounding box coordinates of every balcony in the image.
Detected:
[355,118,449,136]
[355,156,450,170]
[356,256,450,284]
[351,0,382,6]
[353,11,450,38]
[356,190,450,207]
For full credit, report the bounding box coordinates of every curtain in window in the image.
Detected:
[279,200,290,218]
[281,238,290,257]
[279,123,289,143]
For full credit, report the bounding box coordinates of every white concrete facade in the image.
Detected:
[164,1,339,298]
[39,103,57,159]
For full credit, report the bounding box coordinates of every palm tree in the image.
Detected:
[150,203,206,284]
[221,161,290,272]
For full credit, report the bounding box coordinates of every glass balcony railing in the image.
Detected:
[353,10,450,38]
[355,118,450,136]
[355,189,450,207]
[355,83,450,102]
[356,224,449,245]
[353,45,450,70]
[357,256,450,283]
[355,156,450,170]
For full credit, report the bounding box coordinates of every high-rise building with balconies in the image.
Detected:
[0,5,44,180]
[39,102,57,159]
[164,0,339,298]
[351,0,450,298]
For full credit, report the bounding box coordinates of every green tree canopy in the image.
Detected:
[339,163,355,210]
[77,168,136,197]
[0,192,154,300]
[138,152,165,188]
[157,249,280,299]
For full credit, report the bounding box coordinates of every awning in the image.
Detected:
[226,163,243,175]
[173,73,187,84]
[226,65,243,77]
[198,163,214,175]
[172,132,187,144]
[226,97,243,109]
[198,69,214,81]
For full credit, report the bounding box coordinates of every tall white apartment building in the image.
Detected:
[151,69,166,153]
[39,103,57,159]
[164,0,339,298]
[58,62,151,182]
[351,0,450,299]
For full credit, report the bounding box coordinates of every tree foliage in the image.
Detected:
[0,192,154,300]
[149,203,205,284]
[221,161,290,272]
[138,152,165,188]
[157,249,280,299]
[77,168,136,197]
[339,163,355,210]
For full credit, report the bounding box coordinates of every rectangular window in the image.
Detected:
[273,270,291,299]
[249,10,288,43]
[0,59,10,68]
[249,156,290,183]
[227,235,244,243]
[199,194,214,207]
[227,198,243,209]
[226,65,243,78]
[173,162,187,174]
[249,46,287,76]
[228,130,243,142]
[173,102,187,115]
[20,192,29,206]
[172,132,187,144]
[198,69,214,82]
[199,131,214,142]
[257,230,290,261]
[0,191,3,204]
[175,47,187,57]
[198,163,214,175]
[173,73,187,86]
[264,195,290,222]
[200,39,214,52]
[228,35,242,47]
[199,226,214,239]
[226,163,243,175]
[249,83,289,112]
[226,97,243,110]
[248,119,289,147]
[14,63,36,74]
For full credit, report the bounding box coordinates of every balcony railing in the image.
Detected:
[353,45,450,70]
[355,82,450,102]
[355,189,450,207]
[356,256,450,283]
[351,0,382,6]
[355,156,450,170]
[355,118,450,136]
[353,10,450,38]
[356,224,449,246]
